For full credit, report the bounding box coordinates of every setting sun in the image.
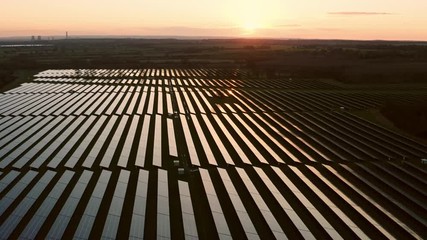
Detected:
[230,1,265,34]
[227,0,280,36]
[242,21,259,34]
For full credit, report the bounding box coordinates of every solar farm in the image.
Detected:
[0,68,426,239]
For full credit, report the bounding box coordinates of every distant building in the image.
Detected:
[31,36,35,41]
[37,36,42,41]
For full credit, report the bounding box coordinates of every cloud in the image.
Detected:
[328,12,393,15]
[115,26,242,37]
[276,24,301,28]
[316,28,343,32]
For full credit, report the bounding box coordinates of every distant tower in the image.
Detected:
[31,36,35,41]
[37,36,41,41]
[66,31,68,39]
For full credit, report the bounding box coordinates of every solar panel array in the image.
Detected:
[0,69,426,239]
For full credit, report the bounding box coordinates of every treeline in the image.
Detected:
[1,38,427,84]
[243,50,427,83]
[0,52,228,70]
[0,70,16,89]
[381,102,427,140]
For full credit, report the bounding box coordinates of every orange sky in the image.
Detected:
[1,0,427,40]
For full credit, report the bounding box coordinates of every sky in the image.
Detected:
[1,0,427,40]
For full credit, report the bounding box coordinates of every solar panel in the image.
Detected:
[180,115,200,166]
[146,91,155,115]
[19,171,74,239]
[152,115,163,167]
[46,170,93,239]
[179,181,198,239]
[235,167,287,239]
[0,116,27,139]
[126,91,139,115]
[82,115,118,168]
[135,115,151,167]
[212,114,251,165]
[117,92,133,115]
[157,169,170,239]
[190,115,217,166]
[0,68,424,239]
[129,169,149,239]
[167,119,178,158]
[271,166,342,239]
[100,115,129,168]
[290,166,368,239]
[0,170,56,238]
[118,115,139,168]
[201,114,234,165]
[225,114,268,164]
[217,168,259,239]
[106,92,125,115]
[14,116,73,169]
[253,167,313,238]
[74,170,111,239]
[136,88,148,115]
[199,169,232,239]
[101,170,130,239]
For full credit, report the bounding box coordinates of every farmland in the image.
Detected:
[0,67,426,239]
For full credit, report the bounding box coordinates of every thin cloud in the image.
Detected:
[328,12,393,15]
[276,24,301,28]
[316,27,343,32]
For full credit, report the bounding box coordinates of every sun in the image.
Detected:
[236,10,269,35]
[229,1,269,35]
[242,21,259,34]
[227,0,283,36]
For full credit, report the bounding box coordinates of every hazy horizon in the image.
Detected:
[2,0,427,41]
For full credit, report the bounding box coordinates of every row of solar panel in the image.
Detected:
[32,78,244,88]
[1,164,425,239]
[34,69,245,78]
[7,77,340,95]
[0,70,426,240]
[1,109,426,172]
[32,77,340,90]
[2,85,412,120]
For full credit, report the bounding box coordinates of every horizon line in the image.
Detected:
[1,34,427,43]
